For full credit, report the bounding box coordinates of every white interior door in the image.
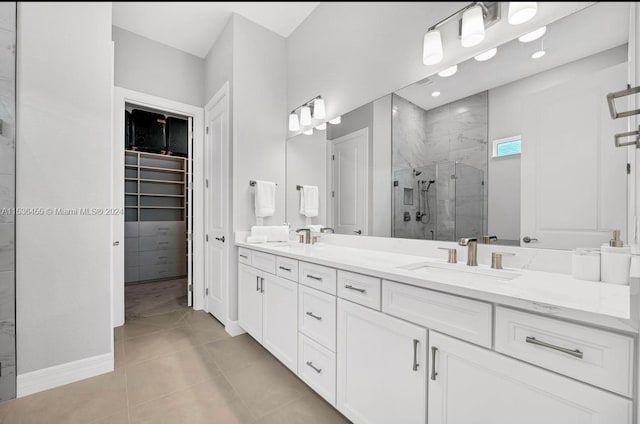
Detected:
[330,128,369,235]
[186,117,193,307]
[520,63,628,249]
[204,89,229,323]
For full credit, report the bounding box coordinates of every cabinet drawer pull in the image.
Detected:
[239,254,249,259]
[413,339,420,371]
[260,277,264,293]
[279,266,292,272]
[256,276,260,292]
[430,346,438,380]
[306,361,322,374]
[345,284,366,293]
[525,336,583,359]
[305,311,322,321]
[306,274,323,281]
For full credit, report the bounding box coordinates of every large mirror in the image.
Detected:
[286,2,632,250]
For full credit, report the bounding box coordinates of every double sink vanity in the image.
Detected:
[236,238,635,424]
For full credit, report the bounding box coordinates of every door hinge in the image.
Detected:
[187,233,192,241]
[332,154,335,160]
[206,126,209,134]
[206,179,209,189]
[205,288,209,296]
[188,284,193,292]
[332,191,335,198]
[206,234,209,242]
[627,163,631,175]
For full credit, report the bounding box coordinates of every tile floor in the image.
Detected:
[125,278,188,321]
[0,310,350,424]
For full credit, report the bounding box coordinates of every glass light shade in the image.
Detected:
[474,47,497,62]
[531,50,545,59]
[316,122,326,130]
[437,65,458,77]
[313,98,326,119]
[288,112,300,131]
[431,91,441,97]
[518,26,546,43]
[303,128,313,135]
[300,106,312,126]
[422,30,443,65]
[461,6,485,47]
[508,2,537,25]
[329,116,341,125]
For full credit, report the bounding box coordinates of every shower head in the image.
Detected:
[425,179,436,191]
[413,169,422,177]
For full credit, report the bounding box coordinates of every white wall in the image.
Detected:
[488,45,628,242]
[287,2,593,122]
[232,15,287,231]
[112,26,205,107]
[286,131,327,229]
[16,3,113,374]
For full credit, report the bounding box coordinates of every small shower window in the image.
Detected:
[492,135,521,158]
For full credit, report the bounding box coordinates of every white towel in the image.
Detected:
[251,225,290,242]
[254,180,276,218]
[299,185,319,218]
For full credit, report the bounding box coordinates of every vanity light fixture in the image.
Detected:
[474,47,497,61]
[288,95,326,132]
[316,122,326,130]
[422,2,501,67]
[300,106,312,126]
[303,128,313,135]
[432,91,441,97]
[288,113,300,131]
[313,98,326,119]
[438,65,458,77]
[518,26,546,43]
[508,2,537,25]
[329,116,341,125]
[531,39,545,59]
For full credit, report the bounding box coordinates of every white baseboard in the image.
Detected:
[225,320,246,337]
[17,352,114,397]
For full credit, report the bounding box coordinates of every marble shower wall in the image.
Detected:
[0,1,16,401]
[392,93,488,241]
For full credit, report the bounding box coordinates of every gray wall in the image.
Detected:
[113,26,205,107]
[16,3,113,374]
[0,1,15,401]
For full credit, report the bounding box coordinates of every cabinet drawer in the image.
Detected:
[251,251,276,274]
[139,263,185,281]
[125,222,139,237]
[125,266,139,283]
[139,221,184,237]
[139,234,185,252]
[298,334,336,407]
[337,271,381,310]
[276,256,299,282]
[299,262,337,295]
[299,285,336,351]
[495,307,634,397]
[238,248,251,265]
[382,281,492,348]
[139,249,184,266]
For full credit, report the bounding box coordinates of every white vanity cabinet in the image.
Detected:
[238,260,298,373]
[428,331,633,424]
[336,298,427,424]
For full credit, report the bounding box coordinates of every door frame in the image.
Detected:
[203,82,231,324]
[112,87,205,327]
[327,127,370,235]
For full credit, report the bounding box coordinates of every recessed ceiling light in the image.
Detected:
[518,26,546,43]
[438,65,458,77]
[508,2,538,25]
[474,48,497,62]
[432,91,441,97]
[531,50,545,59]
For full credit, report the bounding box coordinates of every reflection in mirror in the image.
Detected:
[286,2,631,250]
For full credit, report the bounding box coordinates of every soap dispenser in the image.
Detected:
[601,230,632,285]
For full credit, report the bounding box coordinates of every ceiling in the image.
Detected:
[112,2,320,58]
[396,2,629,111]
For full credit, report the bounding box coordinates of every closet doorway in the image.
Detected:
[112,88,205,327]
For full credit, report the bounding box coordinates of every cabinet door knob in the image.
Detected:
[522,236,538,244]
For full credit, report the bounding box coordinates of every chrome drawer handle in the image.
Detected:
[256,276,260,292]
[525,336,583,359]
[413,339,420,372]
[306,311,322,321]
[279,266,292,272]
[306,274,323,281]
[345,285,366,293]
[306,361,322,374]
[240,254,248,259]
[430,346,438,380]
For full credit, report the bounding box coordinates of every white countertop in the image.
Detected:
[236,240,634,328]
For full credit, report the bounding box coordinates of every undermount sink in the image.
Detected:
[397,261,520,281]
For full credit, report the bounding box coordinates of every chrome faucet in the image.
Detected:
[480,235,497,244]
[296,228,311,244]
[320,227,335,233]
[458,237,478,266]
